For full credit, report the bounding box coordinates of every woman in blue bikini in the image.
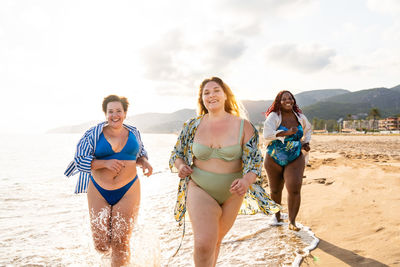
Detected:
[263,90,311,231]
[64,95,153,266]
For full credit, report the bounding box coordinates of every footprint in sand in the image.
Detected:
[309,178,335,185]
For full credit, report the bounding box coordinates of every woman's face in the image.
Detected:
[280,92,294,111]
[105,101,126,128]
[202,81,227,112]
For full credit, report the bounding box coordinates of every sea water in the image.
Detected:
[0,133,318,266]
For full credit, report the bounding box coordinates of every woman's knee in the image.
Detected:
[194,237,217,256]
[286,185,301,196]
[91,227,111,253]
[111,227,131,249]
[270,186,283,195]
[111,238,129,252]
[93,239,111,253]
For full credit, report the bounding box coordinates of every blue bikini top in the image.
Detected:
[94,131,139,160]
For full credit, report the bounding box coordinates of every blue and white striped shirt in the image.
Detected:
[64,122,148,193]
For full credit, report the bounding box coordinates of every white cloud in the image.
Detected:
[141,30,186,81]
[203,34,246,70]
[218,0,318,19]
[367,0,400,15]
[382,21,400,43]
[141,30,247,96]
[1,0,400,133]
[266,43,336,73]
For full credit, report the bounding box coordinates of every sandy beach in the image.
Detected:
[262,134,400,266]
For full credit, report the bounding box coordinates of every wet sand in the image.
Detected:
[263,134,400,266]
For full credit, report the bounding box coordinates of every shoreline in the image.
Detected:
[261,135,400,266]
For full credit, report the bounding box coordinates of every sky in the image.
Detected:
[1,0,400,133]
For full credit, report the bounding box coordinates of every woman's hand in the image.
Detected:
[104,159,125,174]
[178,164,193,178]
[302,142,310,152]
[230,178,250,196]
[136,157,153,177]
[141,160,153,177]
[287,127,298,135]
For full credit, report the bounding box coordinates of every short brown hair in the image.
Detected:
[102,95,129,113]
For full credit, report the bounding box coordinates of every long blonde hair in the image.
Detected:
[197,77,247,118]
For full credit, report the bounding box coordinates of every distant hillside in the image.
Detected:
[302,87,400,120]
[125,109,196,133]
[47,120,99,133]
[241,89,348,124]
[48,85,400,133]
[391,84,400,92]
[241,100,271,125]
[295,89,349,107]
[302,102,372,120]
[48,109,197,134]
[308,87,400,119]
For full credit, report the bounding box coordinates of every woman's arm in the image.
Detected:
[301,114,312,144]
[276,127,298,137]
[169,118,196,173]
[174,157,193,178]
[263,112,285,141]
[91,159,125,173]
[74,130,95,173]
[133,128,149,159]
[136,156,153,177]
[231,120,262,196]
[230,171,257,196]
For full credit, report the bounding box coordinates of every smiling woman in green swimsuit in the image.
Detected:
[169,77,280,267]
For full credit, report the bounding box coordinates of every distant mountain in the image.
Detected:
[391,84,400,92]
[48,85,400,133]
[295,89,349,107]
[125,109,196,133]
[47,120,99,134]
[302,87,400,120]
[241,100,271,125]
[302,102,372,120]
[241,89,348,124]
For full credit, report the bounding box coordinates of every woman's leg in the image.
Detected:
[187,180,221,267]
[283,154,305,229]
[213,193,244,267]
[264,154,284,221]
[110,179,141,267]
[87,179,112,253]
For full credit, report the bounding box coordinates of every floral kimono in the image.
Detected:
[169,115,281,225]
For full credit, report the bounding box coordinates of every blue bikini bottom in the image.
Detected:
[90,175,138,205]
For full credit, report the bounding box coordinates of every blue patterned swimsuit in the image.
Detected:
[267,124,303,166]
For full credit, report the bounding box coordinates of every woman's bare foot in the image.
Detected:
[275,212,284,223]
[289,223,300,231]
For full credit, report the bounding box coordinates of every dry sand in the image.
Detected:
[264,134,400,266]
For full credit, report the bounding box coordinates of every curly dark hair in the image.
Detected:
[102,95,129,113]
[265,90,302,117]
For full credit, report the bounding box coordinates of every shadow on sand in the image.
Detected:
[304,239,389,266]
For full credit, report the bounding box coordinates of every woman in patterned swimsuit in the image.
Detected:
[263,90,311,231]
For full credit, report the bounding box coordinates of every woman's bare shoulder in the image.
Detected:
[242,119,256,142]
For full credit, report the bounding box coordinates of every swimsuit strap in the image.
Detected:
[238,119,244,143]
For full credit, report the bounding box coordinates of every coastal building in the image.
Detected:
[379,117,400,131]
[342,119,378,131]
